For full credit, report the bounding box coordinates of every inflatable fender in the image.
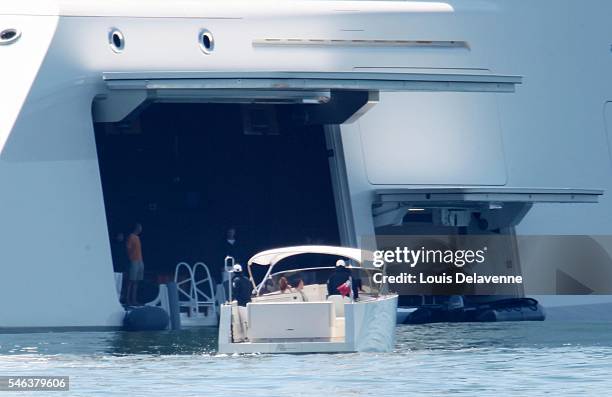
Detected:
[123,306,169,331]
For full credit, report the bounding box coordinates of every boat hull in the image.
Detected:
[218,294,398,354]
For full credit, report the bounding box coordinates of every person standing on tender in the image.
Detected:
[231,264,252,307]
[125,223,145,306]
[231,264,252,342]
[327,259,358,299]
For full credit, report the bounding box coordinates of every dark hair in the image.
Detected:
[279,277,290,292]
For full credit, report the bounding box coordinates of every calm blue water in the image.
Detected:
[0,322,611,396]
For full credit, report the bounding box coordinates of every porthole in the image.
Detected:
[199,29,214,54]
[0,28,21,45]
[109,28,125,53]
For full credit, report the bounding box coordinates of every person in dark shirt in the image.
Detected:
[231,264,252,307]
[219,227,243,301]
[230,263,251,342]
[327,259,358,299]
[222,227,241,263]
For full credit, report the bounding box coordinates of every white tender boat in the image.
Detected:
[218,246,398,354]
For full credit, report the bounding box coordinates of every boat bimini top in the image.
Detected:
[248,245,373,267]
[246,245,374,292]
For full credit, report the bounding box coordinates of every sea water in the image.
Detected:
[0,322,611,396]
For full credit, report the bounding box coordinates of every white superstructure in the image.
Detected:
[1,0,612,329]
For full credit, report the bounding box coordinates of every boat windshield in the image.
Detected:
[257,267,383,296]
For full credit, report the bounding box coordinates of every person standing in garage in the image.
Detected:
[125,223,145,306]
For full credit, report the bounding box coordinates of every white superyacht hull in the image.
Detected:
[1,1,612,328]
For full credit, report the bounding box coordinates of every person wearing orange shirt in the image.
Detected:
[125,223,144,306]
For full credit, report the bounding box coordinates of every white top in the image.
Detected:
[2,1,454,17]
[247,245,371,267]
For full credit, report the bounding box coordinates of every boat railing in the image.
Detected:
[175,262,196,310]
[174,261,218,318]
[192,262,216,311]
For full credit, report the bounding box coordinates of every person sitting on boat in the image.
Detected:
[327,259,359,300]
[231,264,252,307]
[292,278,308,302]
[279,276,292,293]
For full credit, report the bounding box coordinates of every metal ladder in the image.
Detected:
[174,261,218,320]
